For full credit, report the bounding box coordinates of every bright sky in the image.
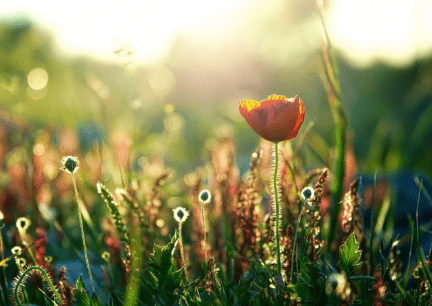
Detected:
[1,0,431,67]
[328,0,432,67]
[0,0,250,63]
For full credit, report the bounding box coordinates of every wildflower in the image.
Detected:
[301,187,315,201]
[11,246,22,256]
[16,217,31,232]
[173,207,189,223]
[173,207,189,268]
[198,190,211,263]
[199,190,211,204]
[60,156,79,174]
[238,94,305,143]
[66,157,94,292]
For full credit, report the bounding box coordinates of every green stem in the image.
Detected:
[327,115,346,250]
[179,222,186,267]
[0,226,8,305]
[124,217,142,306]
[273,142,282,275]
[291,199,307,282]
[72,173,95,293]
[201,200,207,265]
[13,266,62,306]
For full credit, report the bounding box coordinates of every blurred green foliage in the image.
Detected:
[0,19,431,178]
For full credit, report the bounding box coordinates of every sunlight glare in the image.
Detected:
[0,0,249,63]
[328,0,432,67]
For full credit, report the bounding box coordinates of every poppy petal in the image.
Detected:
[238,94,305,142]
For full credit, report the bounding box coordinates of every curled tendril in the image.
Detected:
[12,265,63,306]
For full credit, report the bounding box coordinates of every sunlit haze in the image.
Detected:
[1,0,432,66]
[0,0,250,63]
[328,0,432,67]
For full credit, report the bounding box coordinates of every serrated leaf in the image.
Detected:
[339,233,362,275]
[146,232,185,305]
[73,287,91,306]
[148,232,178,280]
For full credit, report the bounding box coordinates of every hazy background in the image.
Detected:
[0,0,431,179]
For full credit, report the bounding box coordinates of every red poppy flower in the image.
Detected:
[238,94,305,142]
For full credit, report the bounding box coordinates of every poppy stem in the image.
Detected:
[273,142,282,275]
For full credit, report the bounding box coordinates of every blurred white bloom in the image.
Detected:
[173,207,190,223]
[301,187,315,201]
[16,217,31,232]
[11,246,22,255]
[199,190,211,204]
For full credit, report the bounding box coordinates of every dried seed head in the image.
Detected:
[173,207,190,223]
[16,217,31,233]
[301,187,314,201]
[199,190,211,204]
[60,156,79,174]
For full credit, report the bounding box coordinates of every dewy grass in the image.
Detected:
[61,156,95,293]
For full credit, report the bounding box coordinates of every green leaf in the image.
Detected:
[74,275,91,306]
[339,233,362,275]
[74,274,101,306]
[148,232,178,281]
[294,260,327,304]
[90,293,103,306]
[145,232,185,305]
[76,275,86,291]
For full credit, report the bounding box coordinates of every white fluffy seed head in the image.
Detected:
[173,207,190,223]
[60,156,79,174]
[301,187,315,201]
[16,217,31,233]
[199,190,211,204]
[11,246,22,256]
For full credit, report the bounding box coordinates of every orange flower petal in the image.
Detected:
[238,95,305,142]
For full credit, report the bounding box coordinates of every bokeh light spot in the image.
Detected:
[33,143,45,156]
[27,68,48,90]
[156,219,165,227]
[164,103,175,114]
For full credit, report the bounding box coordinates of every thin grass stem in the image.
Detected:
[72,173,95,293]
[291,199,307,282]
[179,221,186,268]
[201,200,207,265]
[0,226,7,305]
